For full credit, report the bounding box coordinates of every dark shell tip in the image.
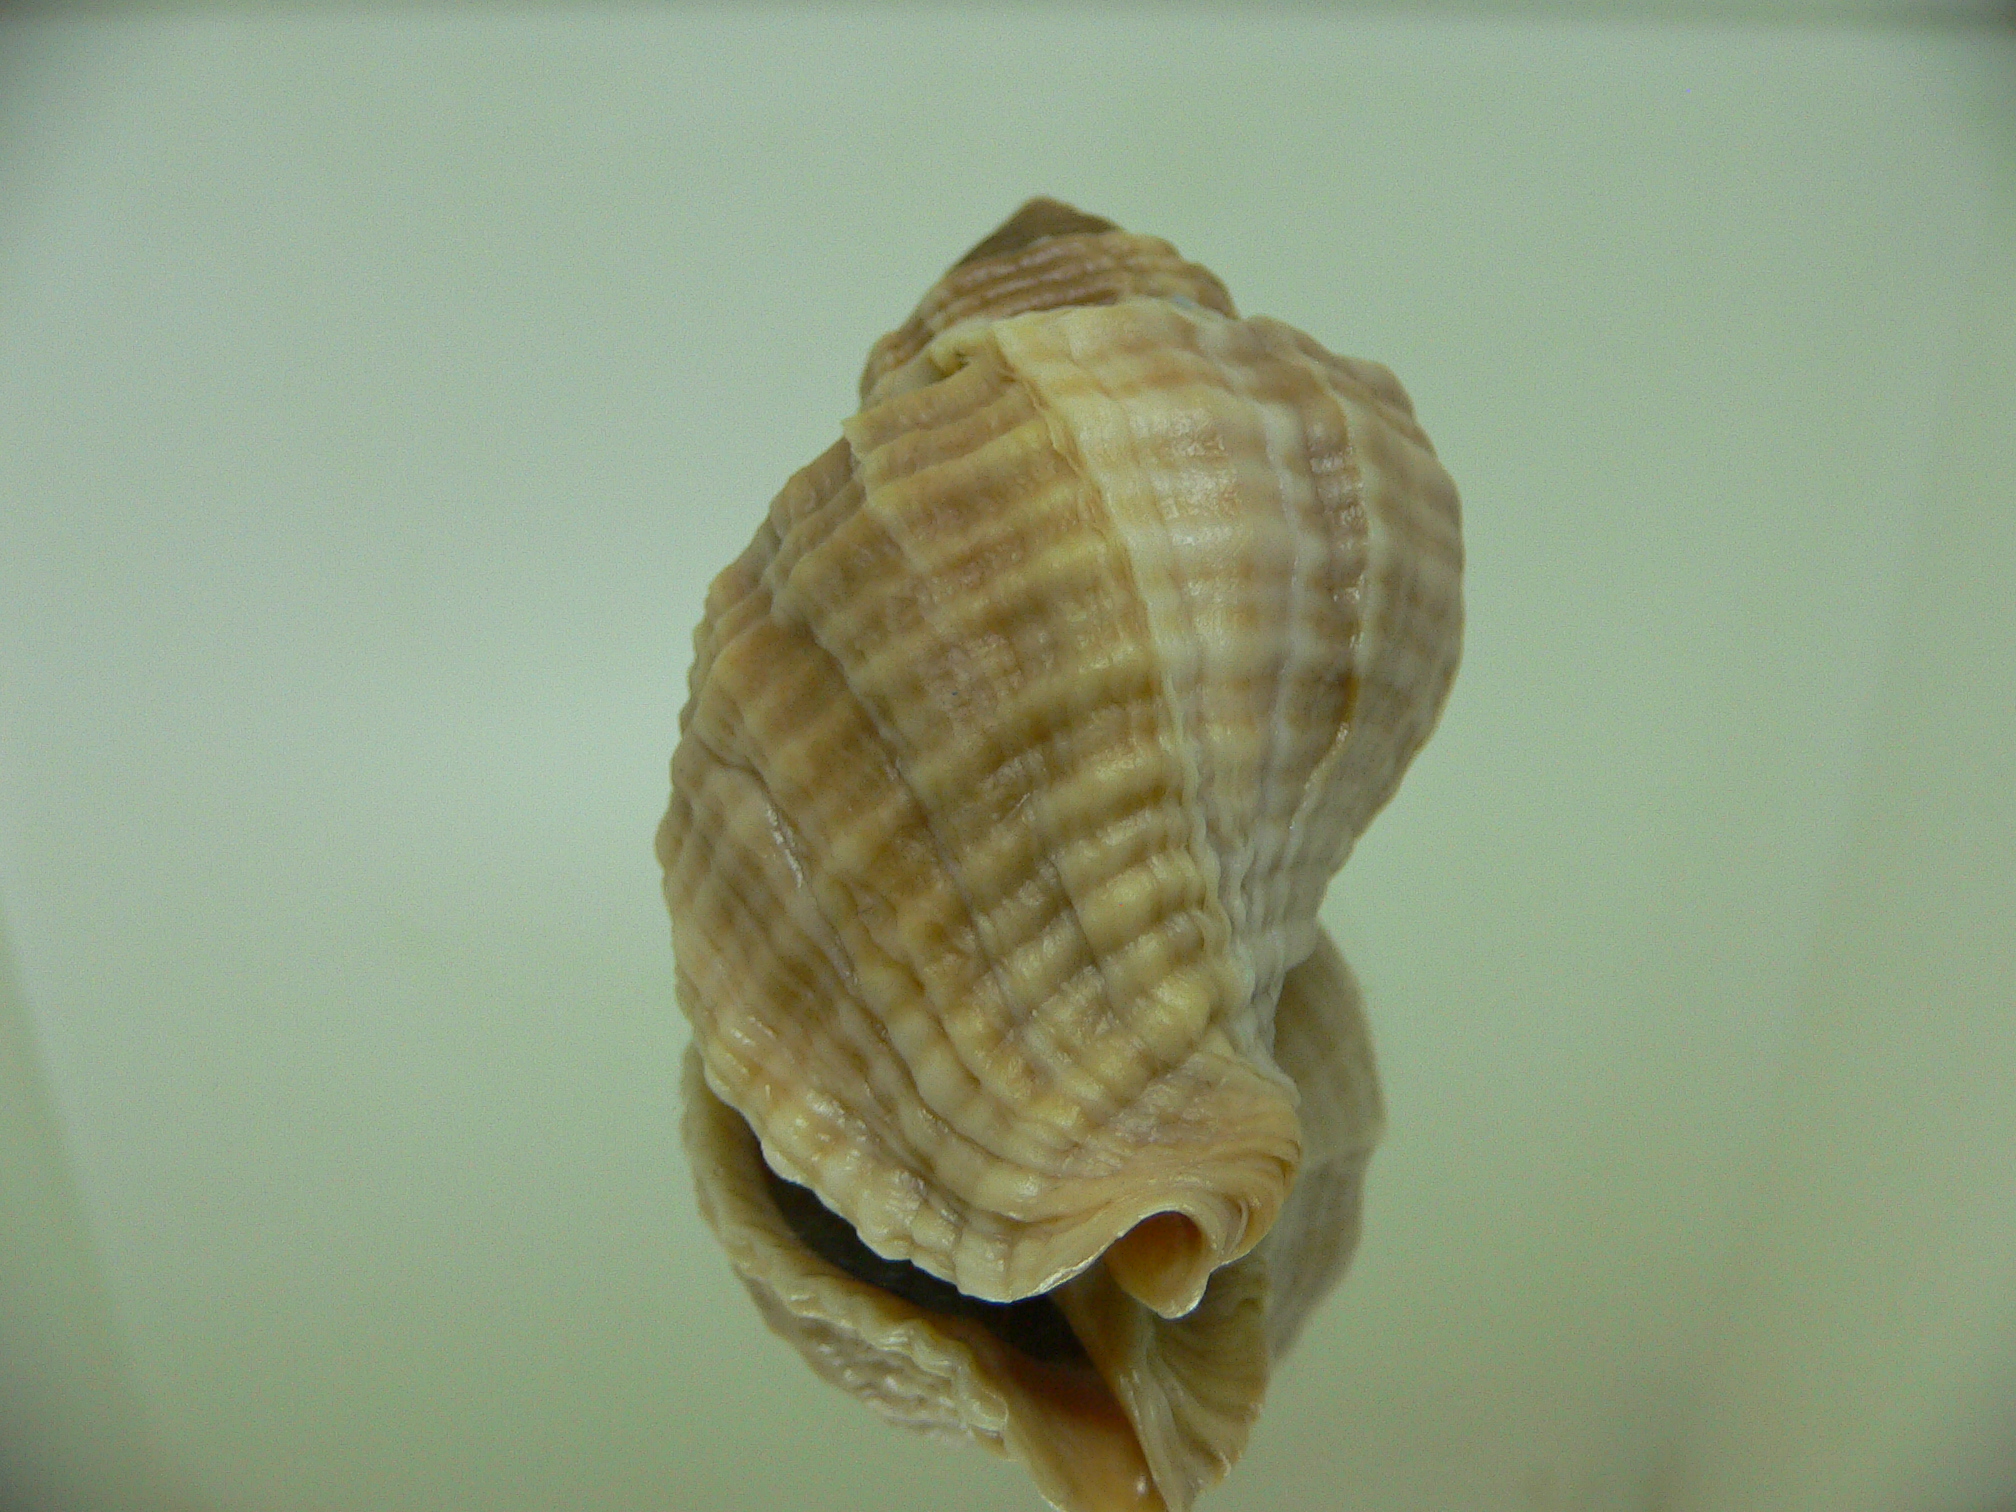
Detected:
[954,197,1121,270]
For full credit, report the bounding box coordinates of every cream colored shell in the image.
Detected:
[660,199,1461,1511]
[683,931,1380,1512]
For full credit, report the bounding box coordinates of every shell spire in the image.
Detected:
[661,197,1461,1511]
[859,196,1237,402]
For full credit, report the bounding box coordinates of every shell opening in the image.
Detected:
[760,1159,1091,1368]
[753,1143,1174,1509]
[1104,1211,1214,1320]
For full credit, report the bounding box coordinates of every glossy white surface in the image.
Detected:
[2,11,2011,1512]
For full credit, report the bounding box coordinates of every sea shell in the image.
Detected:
[659,198,1461,1510]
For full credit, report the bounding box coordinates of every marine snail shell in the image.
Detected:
[660,199,1461,1511]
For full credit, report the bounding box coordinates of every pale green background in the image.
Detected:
[2,8,2012,1512]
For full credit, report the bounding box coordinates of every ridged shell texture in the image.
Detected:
[660,198,1462,1512]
